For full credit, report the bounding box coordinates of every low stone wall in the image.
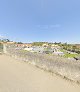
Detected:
[5,45,80,83]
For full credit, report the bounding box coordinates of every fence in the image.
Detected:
[3,44,80,83]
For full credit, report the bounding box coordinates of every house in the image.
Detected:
[42,43,49,47]
[51,44,60,49]
[24,47,33,51]
[15,43,32,48]
[75,44,80,49]
[53,51,64,56]
[50,44,64,55]
[32,46,44,53]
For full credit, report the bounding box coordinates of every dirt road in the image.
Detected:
[0,55,80,92]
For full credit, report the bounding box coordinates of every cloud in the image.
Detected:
[0,35,6,39]
[36,24,61,29]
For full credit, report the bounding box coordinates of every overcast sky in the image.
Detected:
[0,0,80,43]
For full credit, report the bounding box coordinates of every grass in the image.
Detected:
[64,53,78,58]
[60,49,80,58]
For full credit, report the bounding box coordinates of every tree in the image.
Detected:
[0,39,10,42]
[17,42,23,44]
[32,42,48,46]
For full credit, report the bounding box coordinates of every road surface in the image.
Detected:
[0,55,80,92]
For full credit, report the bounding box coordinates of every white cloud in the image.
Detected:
[0,35,6,39]
[36,24,61,29]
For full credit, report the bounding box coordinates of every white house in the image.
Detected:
[24,47,33,51]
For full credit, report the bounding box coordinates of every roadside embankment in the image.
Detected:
[0,54,80,92]
[5,45,80,84]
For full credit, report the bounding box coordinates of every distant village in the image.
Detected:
[0,39,80,60]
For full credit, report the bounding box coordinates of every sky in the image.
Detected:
[0,0,80,43]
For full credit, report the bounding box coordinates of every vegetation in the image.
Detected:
[6,44,80,83]
[64,53,78,58]
[0,43,3,52]
[0,38,10,42]
[17,42,23,44]
[32,42,48,46]
[59,43,80,54]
